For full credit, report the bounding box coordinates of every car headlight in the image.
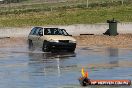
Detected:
[69,40,76,43]
[49,39,59,43]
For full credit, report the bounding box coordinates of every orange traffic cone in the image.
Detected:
[79,68,131,86]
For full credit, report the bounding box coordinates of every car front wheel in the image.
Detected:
[68,48,75,52]
[42,41,50,52]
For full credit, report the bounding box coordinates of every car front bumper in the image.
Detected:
[48,42,76,50]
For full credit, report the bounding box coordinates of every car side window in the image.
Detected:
[34,28,40,35]
[38,28,43,36]
[32,27,43,35]
[29,28,36,35]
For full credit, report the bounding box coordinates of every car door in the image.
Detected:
[28,27,36,40]
[28,27,39,46]
[31,27,41,47]
[36,28,44,48]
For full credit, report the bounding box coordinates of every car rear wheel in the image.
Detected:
[42,41,50,52]
[28,40,33,50]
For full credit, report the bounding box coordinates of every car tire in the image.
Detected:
[42,41,50,52]
[68,48,75,52]
[28,40,33,50]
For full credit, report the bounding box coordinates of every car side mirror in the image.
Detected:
[38,32,43,36]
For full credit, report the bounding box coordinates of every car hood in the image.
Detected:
[43,35,76,41]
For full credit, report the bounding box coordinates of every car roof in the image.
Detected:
[34,27,43,29]
[33,27,59,29]
[44,28,59,29]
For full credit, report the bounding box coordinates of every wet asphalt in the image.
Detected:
[0,38,132,88]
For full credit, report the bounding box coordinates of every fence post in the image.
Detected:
[86,0,89,8]
[121,0,124,5]
[50,7,53,12]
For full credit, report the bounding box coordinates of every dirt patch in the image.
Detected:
[1,34,132,48]
[74,34,132,48]
[0,37,27,47]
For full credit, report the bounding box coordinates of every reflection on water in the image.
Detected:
[29,52,76,59]
[108,48,118,57]
[28,52,76,77]
[107,48,119,66]
[27,52,78,88]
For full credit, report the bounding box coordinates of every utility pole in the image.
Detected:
[86,0,89,8]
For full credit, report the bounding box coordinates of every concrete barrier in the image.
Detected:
[0,23,132,37]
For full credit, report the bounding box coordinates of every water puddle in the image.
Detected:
[0,38,132,88]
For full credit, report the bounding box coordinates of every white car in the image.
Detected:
[28,27,76,52]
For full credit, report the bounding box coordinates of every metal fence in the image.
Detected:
[0,0,129,6]
[0,0,131,13]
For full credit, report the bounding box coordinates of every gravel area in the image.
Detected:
[1,34,132,48]
[74,34,132,48]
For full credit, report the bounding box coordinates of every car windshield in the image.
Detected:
[44,28,69,36]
